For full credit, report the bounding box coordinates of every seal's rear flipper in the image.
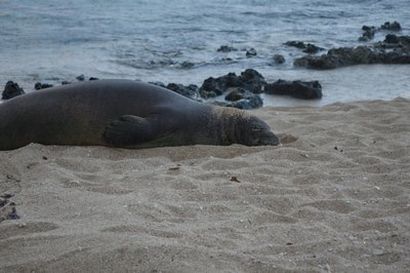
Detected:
[103,115,155,146]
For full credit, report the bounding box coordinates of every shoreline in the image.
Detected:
[2,64,410,108]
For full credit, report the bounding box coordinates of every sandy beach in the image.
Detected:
[0,98,409,273]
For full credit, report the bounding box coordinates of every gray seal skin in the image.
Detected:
[0,79,279,150]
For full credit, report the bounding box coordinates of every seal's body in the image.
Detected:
[0,80,279,150]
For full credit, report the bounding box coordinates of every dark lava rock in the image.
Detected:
[265,80,322,99]
[199,73,238,98]
[246,48,257,57]
[2,81,25,100]
[239,69,266,94]
[273,54,286,64]
[225,88,245,101]
[380,21,401,31]
[384,34,400,44]
[359,22,402,42]
[221,57,233,62]
[285,41,306,49]
[199,69,266,98]
[89,77,99,81]
[294,46,374,69]
[61,81,71,85]
[294,38,410,69]
[362,25,375,32]
[303,44,324,54]
[180,61,194,69]
[359,25,376,42]
[214,94,264,110]
[382,34,410,46]
[224,87,264,109]
[231,95,263,109]
[34,82,53,90]
[285,41,324,54]
[217,45,237,52]
[199,70,265,98]
[166,83,199,99]
[225,87,255,101]
[76,74,85,81]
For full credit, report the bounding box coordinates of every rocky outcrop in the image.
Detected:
[2,81,25,100]
[166,83,199,99]
[225,88,249,101]
[359,25,376,42]
[294,35,410,69]
[284,41,324,54]
[199,69,266,98]
[225,88,264,109]
[200,73,238,98]
[76,74,85,81]
[273,54,285,64]
[179,61,194,69]
[265,80,322,100]
[239,69,266,94]
[359,21,402,42]
[246,48,257,57]
[217,45,237,52]
[380,21,401,31]
[34,82,54,90]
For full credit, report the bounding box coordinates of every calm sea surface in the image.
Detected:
[1,0,409,106]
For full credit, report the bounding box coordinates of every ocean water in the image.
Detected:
[1,0,409,106]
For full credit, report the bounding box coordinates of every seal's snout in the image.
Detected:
[239,116,280,146]
[259,132,280,146]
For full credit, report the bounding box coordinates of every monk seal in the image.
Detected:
[0,79,279,150]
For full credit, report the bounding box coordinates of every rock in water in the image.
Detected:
[2,81,25,100]
[380,21,401,31]
[239,69,266,94]
[284,41,324,54]
[34,82,54,90]
[294,36,410,69]
[273,54,286,64]
[199,69,266,98]
[359,25,376,42]
[265,80,322,99]
[217,45,237,52]
[246,48,257,57]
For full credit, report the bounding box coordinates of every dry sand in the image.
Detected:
[0,98,409,273]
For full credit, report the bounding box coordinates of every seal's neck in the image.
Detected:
[205,106,249,145]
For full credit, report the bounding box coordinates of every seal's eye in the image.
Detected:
[251,124,264,132]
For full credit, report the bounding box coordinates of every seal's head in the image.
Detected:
[210,107,280,146]
[236,116,280,146]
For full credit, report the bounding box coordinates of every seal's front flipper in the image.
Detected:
[103,115,155,147]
